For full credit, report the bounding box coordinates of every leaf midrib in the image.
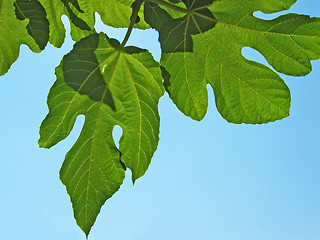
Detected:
[183,14,202,118]
[121,53,143,179]
[14,1,39,40]
[189,9,319,38]
[161,13,204,119]
[83,51,121,225]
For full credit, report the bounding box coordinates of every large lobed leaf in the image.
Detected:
[38,32,164,235]
[146,0,320,123]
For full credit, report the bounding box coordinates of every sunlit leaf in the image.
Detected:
[37,0,150,47]
[38,32,164,235]
[158,0,320,123]
[0,0,42,75]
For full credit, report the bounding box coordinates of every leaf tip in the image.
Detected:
[131,174,137,186]
[131,173,142,186]
[78,221,92,238]
[37,139,47,149]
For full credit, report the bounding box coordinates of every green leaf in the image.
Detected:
[60,0,91,30]
[14,0,49,50]
[36,0,66,47]
[38,32,164,235]
[37,0,150,47]
[144,2,173,31]
[145,0,215,53]
[0,0,42,75]
[38,0,93,46]
[144,0,186,32]
[1,0,153,72]
[159,0,320,123]
[92,0,149,29]
[158,0,186,19]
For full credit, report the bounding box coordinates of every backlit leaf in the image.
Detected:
[38,32,164,235]
[158,0,320,123]
[145,0,215,53]
[0,0,41,75]
[37,0,150,47]
[2,0,320,237]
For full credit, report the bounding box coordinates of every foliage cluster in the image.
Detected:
[1,0,319,236]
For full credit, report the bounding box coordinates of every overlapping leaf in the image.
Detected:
[60,0,91,30]
[37,0,150,47]
[145,0,214,53]
[2,0,320,237]
[0,0,45,75]
[0,0,152,75]
[14,0,49,50]
[145,0,185,21]
[151,0,320,123]
[38,32,164,235]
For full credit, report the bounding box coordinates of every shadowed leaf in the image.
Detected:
[145,0,215,53]
[37,0,150,47]
[60,0,91,30]
[0,0,42,75]
[14,0,49,50]
[159,0,320,123]
[39,32,164,235]
[62,33,115,110]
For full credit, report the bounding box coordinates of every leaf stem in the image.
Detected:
[119,0,144,49]
[193,10,217,23]
[148,0,189,14]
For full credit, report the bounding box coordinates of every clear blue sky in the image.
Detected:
[0,1,319,239]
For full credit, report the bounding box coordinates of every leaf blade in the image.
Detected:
[14,0,49,50]
[159,0,320,123]
[39,32,164,234]
[0,0,41,75]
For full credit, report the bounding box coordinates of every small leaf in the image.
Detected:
[14,0,49,50]
[39,32,164,235]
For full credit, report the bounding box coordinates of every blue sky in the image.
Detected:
[0,1,319,239]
